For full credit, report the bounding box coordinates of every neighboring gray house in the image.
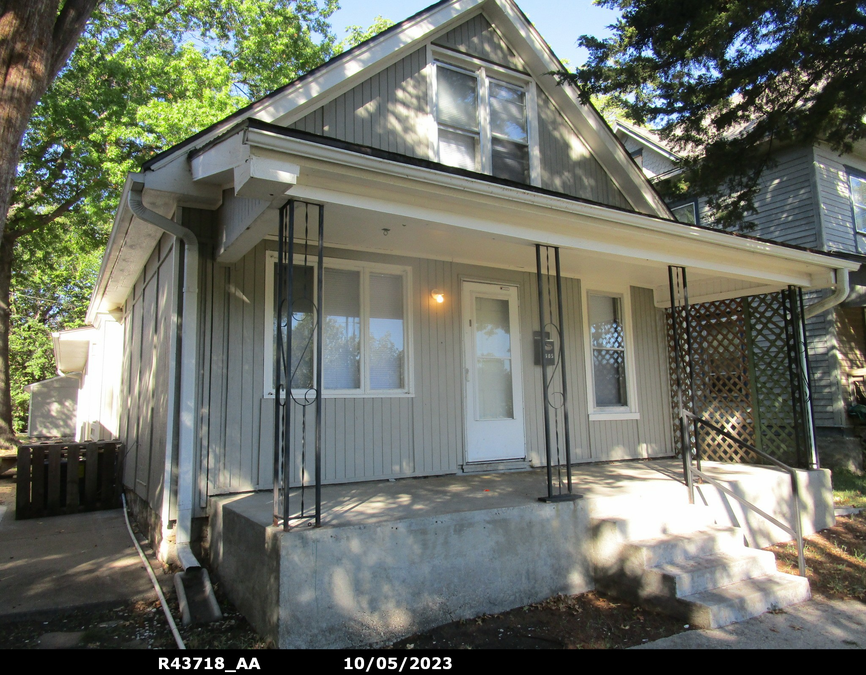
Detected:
[615,119,866,470]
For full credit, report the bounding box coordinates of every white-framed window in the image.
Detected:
[583,289,639,420]
[671,201,698,226]
[264,252,413,397]
[430,48,539,186]
[847,169,866,234]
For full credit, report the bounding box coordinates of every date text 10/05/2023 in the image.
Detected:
[345,657,453,671]
[158,658,260,671]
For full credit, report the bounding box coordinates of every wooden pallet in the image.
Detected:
[15,442,123,519]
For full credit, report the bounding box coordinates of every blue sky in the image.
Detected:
[328,0,620,68]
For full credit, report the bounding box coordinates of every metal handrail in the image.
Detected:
[682,410,806,577]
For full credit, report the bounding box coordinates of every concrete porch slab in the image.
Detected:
[206,459,834,649]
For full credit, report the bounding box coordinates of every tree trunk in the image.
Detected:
[0,235,15,448]
[0,0,99,250]
[0,0,99,444]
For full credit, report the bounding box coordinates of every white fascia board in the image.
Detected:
[233,151,299,199]
[289,182,819,289]
[191,132,247,182]
[484,0,671,219]
[86,175,137,325]
[191,133,299,198]
[52,327,97,374]
[243,127,859,280]
[142,153,222,209]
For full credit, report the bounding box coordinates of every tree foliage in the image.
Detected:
[565,0,866,229]
[7,1,394,438]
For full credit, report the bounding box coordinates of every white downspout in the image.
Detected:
[128,174,201,571]
[804,267,850,319]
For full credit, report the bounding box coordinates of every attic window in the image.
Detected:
[433,59,537,185]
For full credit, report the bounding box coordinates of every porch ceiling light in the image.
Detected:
[431,289,445,304]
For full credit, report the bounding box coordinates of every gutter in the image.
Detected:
[804,267,850,318]
[127,175,200,572]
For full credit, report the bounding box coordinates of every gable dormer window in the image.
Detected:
[433,58,537,185]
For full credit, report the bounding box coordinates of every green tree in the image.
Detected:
[564,0,866,229]
[4,0,357,443]
[337,15,394,53]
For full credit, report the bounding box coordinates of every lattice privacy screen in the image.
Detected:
[666,291,808,467]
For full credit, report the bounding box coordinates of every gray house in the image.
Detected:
[75,0,852,647]
[614,119,866,471]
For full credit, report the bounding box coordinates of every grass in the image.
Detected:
[832,467,866,508]
[768,512,866,602]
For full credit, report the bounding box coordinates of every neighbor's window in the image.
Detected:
[588,293,629,408]
[671,202,697,225]
[267,256,410,396]
[848,172,866,234]
[435,61,532,184]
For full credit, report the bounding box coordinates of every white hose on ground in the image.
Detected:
[122,493,186,650]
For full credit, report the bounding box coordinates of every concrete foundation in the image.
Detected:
[206,459,836,649]
[816,429,863,474]
[209,492,592,649]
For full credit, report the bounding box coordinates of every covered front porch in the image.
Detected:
[206,458,834,648]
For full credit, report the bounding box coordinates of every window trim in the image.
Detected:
[428,45,540,187]
[263,252,414,398]
[582,287,639,421]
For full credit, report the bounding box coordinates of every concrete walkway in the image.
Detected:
[0,473,169,620]
[634,596,866,649]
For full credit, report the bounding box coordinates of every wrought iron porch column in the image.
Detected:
[535,244,580,503]
[668,265,695,504]
[273,199,325,530]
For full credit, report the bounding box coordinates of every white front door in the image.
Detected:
[463,282,526,463]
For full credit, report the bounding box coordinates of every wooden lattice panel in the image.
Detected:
[666,299,757,463]
[667,291,808,467]
[746,293,799,466]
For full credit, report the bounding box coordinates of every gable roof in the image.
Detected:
[140,0,671,218]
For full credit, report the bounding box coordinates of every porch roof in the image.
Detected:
[89,121,859,320]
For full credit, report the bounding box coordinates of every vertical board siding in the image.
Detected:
[289,48,429,159]
[632,287,674,457]
[117,236,176,515]
[432,13,526,71]
[286,26,633,212]
[537,89,632,209]
[199,243,674,496]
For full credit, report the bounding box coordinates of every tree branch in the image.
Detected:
[49,0,102,81]
[6,189,86,240]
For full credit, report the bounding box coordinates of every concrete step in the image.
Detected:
[591,504,720,569]
[592,512,811,630]
[682,573,812,629]
[624,525,745,568]
[649,548,778,598]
